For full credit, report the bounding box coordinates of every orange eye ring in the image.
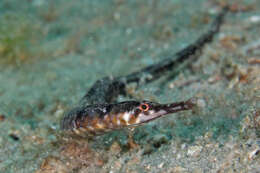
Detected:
[139,103,149,112]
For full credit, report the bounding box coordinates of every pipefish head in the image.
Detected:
[61,98,196,136]
[114,98,196,126]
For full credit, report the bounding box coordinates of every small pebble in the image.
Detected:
[170,166,187,173]
[109,142,121,155]
[248,58,260,65]
[248,148,260,160]
[36,156,68,173]
[9,134,19,141]
[181,143,186,150]
[158,162,164,168]
[0,114,5,122]
[197,99,206,108]
[187,145,202,157]
[113,12,120,20]
[249,15,260,23]
[151,134,169,148]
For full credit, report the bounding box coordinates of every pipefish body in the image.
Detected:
[61,7,228,137]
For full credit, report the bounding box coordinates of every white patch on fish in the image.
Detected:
[123,112,130,122]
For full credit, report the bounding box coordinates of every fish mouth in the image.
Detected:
[138,109,168,124]
[138,98,196,124]
[160,98,195,113]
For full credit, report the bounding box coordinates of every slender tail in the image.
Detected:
[80,7,228,105]
[120,7,228,84]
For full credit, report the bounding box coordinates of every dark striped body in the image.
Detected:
[62,101,141,136]
[62,100,195,136]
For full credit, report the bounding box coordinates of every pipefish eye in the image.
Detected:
[139,103,149,112]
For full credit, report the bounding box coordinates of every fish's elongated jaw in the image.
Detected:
[137,98,196,124]
[137,109,168,124]
[163,98,197,113]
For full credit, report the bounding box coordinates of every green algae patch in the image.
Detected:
[0,13,43,65]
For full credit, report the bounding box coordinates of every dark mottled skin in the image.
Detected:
[61,7,228,135]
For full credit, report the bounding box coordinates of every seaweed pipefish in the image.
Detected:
[61,7,228,137]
